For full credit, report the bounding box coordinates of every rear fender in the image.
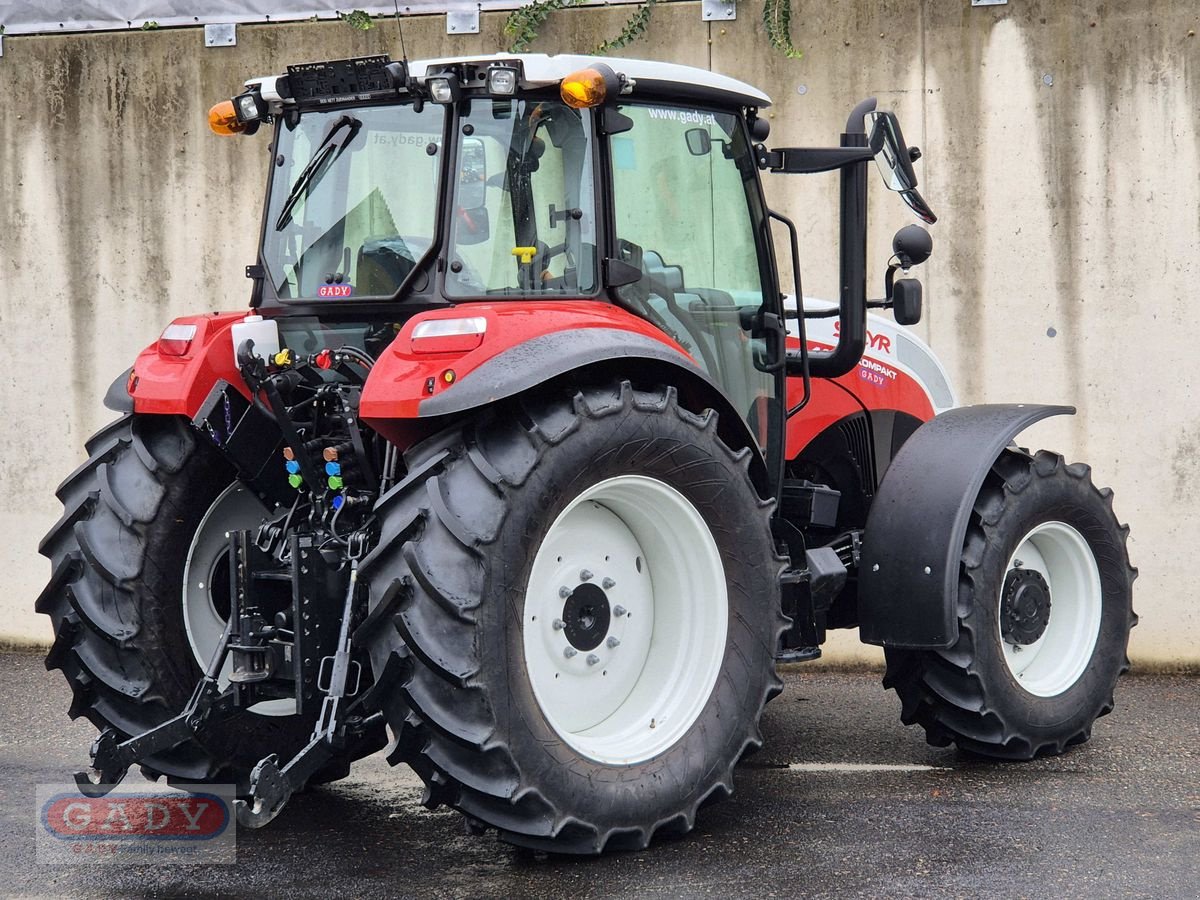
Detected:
[858,403,1074,649]
[126,313,249,416]
[360,302,770,494]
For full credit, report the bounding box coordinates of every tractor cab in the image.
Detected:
[214,53,930,466]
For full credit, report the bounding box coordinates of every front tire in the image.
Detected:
[359,382,786,853]
[883,449,1137,759]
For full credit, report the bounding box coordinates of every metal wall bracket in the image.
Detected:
[446,7,480,34]
[204,23,237,47]
[702,0,737,21]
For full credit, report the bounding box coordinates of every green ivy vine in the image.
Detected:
[504,0,801,60]
[762,0,802,59]
[504,0,584,52]
[341,9,376,31]
[593,0,657,54]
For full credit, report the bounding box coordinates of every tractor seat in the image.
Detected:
[356,237,417,296]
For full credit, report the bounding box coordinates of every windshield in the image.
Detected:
[263,103,445,300]
[445,99,597,297]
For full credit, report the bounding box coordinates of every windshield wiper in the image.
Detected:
[274,115,362,231]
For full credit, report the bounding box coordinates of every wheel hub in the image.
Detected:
[523,477,728,765]
[1001,567,1052,646]
[562,582,611,651]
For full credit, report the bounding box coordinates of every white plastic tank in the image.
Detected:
[231,314,280,361]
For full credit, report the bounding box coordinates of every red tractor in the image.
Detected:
[37,53,1136,853]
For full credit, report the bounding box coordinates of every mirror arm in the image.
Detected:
[756,145,874,174]
[802,127,870,380]
[845,96,878,134]
[764,97,878,379]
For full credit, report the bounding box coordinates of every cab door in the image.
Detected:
[607,102,784,468]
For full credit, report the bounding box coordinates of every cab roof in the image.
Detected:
[247,53,772,111]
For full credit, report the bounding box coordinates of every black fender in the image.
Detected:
[858,403,1074,649]
[416,327,770,496]
[103,367,134,413]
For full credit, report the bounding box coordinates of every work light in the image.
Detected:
[234,91,266,123]
[487,66,519,96]
[427,74,460,104]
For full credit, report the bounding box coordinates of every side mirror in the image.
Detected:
[685,128,711,157]
[457,137,487,210]
[867,111,937,224]
[892,278,922,326]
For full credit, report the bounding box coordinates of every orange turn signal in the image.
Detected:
[208,100,246,136]
[560,68,607,109]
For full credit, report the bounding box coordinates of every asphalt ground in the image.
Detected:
[1,649,1196,899]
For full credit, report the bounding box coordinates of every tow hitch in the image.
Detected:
[73,344,390,820]
[236,557,380,827]
[74,528,379,820]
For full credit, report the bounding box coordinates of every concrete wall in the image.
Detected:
[1,1,1197,667]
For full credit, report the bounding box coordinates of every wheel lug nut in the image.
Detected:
[607,636,620,648]
[564,647,578,659]
[552,618,565,630]
[602,577,615,589]
[586,653,600,666]
[559,586,572,599]
[613,605,627,617]
[580,569,593,582]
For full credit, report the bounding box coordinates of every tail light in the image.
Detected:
[158,322,198,357]
[411,317,487,354]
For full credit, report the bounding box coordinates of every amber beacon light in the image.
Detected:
[208,100,246,136]
[560,68,609,109]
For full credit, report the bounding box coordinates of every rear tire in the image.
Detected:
[883,449,1137,759]
[359,381,786,853]
[37,414,378,788]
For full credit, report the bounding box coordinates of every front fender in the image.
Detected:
[858,403,1074,649]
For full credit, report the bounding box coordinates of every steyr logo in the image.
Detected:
[833,319,893,355]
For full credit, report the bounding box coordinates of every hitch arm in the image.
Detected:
[236,559,373,828]
[74,615,241,797]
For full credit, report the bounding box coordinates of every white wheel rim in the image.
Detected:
[998,520,1102,697]
[182,484,292,716]
[523,475,728,765]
